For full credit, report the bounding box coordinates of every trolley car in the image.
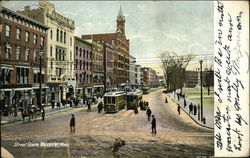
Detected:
[104,91,127,113]
[142,87,150,94]
[126,90,143,109]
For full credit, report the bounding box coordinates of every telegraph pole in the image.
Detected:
[200,60,203,122]
[39,46,43,111]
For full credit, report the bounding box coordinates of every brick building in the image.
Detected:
[0,7,49,110]
[82,7,129,87]
[74,36,93,101]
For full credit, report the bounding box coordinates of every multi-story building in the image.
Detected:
[185,70,214,88]
[135,65,143,88]
[101,41,114,91]
[0,7,49,110]
[82,7,129,87]
[19,1,75,103]
[142,67,157,87]
[91,41,104,97]
[129,55,136,88]
[74,36,93,101]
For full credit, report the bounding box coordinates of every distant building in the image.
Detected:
[141,67,157,87]
[135,65,143,88]
[82,7,129,87]
[185,70,214,88]
[0,7,49,108]
[18,1,75,103]
[129,55,136,87]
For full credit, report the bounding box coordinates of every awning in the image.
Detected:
[0,65,14,70]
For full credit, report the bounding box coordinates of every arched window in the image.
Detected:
[76,46,78,56]
[64,32,66,44]
[86,62,88,70]
[80,60,82,70]
[80,48,82,57]
[83,61,85,70]
[56,29,59,41]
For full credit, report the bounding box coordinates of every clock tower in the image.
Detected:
[116,6,125,35]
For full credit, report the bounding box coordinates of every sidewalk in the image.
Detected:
[1,98,102,125]
[167,91,214,129]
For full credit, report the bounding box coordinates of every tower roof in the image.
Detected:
[117,6,125,21]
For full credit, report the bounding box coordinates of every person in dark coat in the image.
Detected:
[98,101,103,113]
[151,115,157,133]
[189,103,193,114]
[134,106,138,114]
[184,99,187,108]
[87,101,91,112]
[70,114,75,132]
[51,100,55,109]
[193,105,197,115]
[57,102,60,109]
[165,97,168,103]
[177,104,181,115]
[146,107,152,121]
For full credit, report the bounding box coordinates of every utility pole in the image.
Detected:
[200,60,203,122]
[39,46,43,111]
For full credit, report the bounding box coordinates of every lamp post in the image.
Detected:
[39,46,43,111]
[200,60,203,122]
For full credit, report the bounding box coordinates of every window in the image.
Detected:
[70,37,72,46]
[75,59,78,69]
[60,30,63,42]
[70,51,72,60]
[51,62,53,69]
[5,44,11,59]
[25,48,29,61]
[16,47,21,60]
[76,47,78,56]
[80,48,82,57]
[33,48,37,62]
[86,62,88,70]
[33,34,37,44]
[50,29,53,40]
[83,61,85,70]
[56,29,59,41]
[25,31,30,42]
[5,24,10,37]
[83,49,85,58]
[50,46,53,57]
[16,68,29,84]
[40,36,44,46]
[16,28,21,40]
[64,32,66,44]
[80,60,82,70]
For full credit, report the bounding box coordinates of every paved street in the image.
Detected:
[1,88,213,158]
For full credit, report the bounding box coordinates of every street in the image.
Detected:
[1,88,214,158]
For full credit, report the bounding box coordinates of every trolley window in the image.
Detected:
[112,97,115,104]
[108,97,111,104]
[104,97,107,104]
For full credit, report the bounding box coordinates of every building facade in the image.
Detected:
[18,1,75,103]
[82,7,129,87]
[102,41,114,91]
[142,67,157,87]
[74,36,93,101]
[0,7,49,111]
[135,65,143,88]
[129,55,136,87]
[92,41,104,97]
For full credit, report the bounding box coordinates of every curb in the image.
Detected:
[167,94,214,130]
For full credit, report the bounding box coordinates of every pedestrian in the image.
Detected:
[198,104,200,120]
[87,101,91,112]
[151,115,157,133]
[134,106,138,114]
[51,100,55,109]
[98,101,103,113]
[184,98,187,108]
[57,102,60,109]
[70,114,75,132]
[146,101,149,107]
[189,103,193,114]
[165,97,168,103]
[146,107,152,121]
[193,105,197,115]
[177,104,181,115]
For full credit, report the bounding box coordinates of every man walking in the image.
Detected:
[98,101,103,113]
[177,104,181,115]
[189,103,193,114]
[151,115,157,133]
[70,114,75,132]
[146,107,152,121]
[87,101,91,112]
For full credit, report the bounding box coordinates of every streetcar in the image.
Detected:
[126,90,143,109]
[103,91,127,113]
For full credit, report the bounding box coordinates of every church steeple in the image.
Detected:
[116,6,125,34]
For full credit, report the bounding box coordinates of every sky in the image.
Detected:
[2,1,214,74]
